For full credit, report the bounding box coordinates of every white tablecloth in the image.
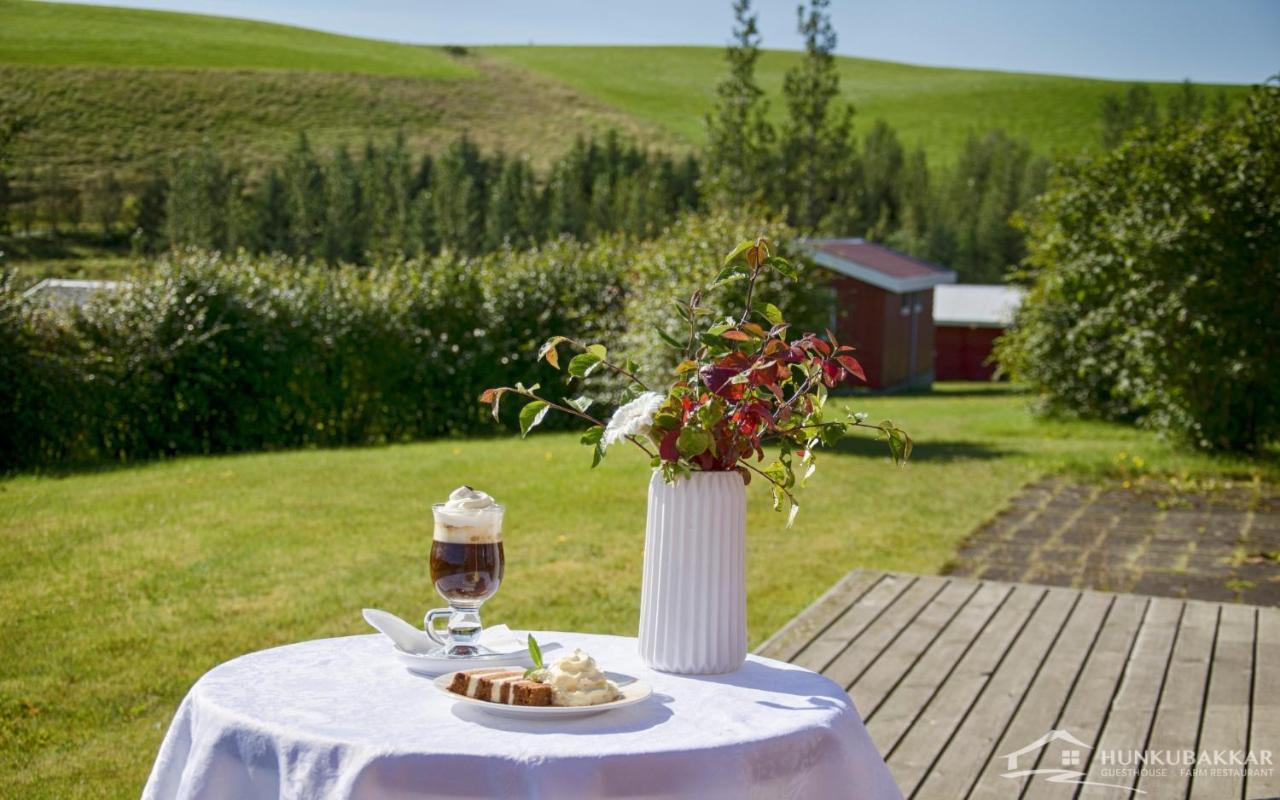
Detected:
[143,632,901,800]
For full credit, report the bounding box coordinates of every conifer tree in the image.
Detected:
[129,177,167,255]
[86,170,123,235]
[703,0,774,207]
[165,146,229,249]
[0,169,10,236]
[778,0,855,231]
[486,156,534,250]
[325,145,363,264]
[255,168,290,255]
[283,133,326,260]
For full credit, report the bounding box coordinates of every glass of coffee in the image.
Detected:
[426,487,505,657]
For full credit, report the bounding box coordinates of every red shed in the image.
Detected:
[933,284,1024,381]
[805,238,956,391]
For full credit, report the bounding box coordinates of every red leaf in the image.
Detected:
[659,429,681,462]
[836,355,866,382]
[721,330,751,342]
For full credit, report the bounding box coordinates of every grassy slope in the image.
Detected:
[0,0,1252,182]
[488,45,1250,164]
[0,0,680,182]
[1,385,1272,797]
[0,0,471,78]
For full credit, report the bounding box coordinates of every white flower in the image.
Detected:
[602,391,666,449]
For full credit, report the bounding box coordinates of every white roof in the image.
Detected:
[22,278,124,308]
[933,284,1024,327]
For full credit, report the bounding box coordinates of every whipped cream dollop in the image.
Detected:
[444,486,497,512]
[434,486,503,542]
[538,649,622,707]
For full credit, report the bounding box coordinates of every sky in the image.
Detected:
[50,0,1280,84]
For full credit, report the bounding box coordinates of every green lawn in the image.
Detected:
[0,384,1271,797]
[0,0,472,78]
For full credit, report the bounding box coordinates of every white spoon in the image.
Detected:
[362,608,438,654]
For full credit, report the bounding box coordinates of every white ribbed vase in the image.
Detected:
[638,469,747,674]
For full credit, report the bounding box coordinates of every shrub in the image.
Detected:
[996,82,1280,452]
[2,214,836,471]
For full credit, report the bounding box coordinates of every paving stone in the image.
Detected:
[949,479,1280,606]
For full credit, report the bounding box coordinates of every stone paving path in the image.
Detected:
[947,477,1280,605]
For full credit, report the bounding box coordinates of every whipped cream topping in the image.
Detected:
[537,649,622,707]
[433,486,503,542]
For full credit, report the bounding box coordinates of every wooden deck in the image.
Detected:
[757,570,1278,799]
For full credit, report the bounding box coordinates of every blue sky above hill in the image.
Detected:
[47,0,1279,84]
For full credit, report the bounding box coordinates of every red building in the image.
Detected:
[805,238,956,391]
[933,284,1024,381]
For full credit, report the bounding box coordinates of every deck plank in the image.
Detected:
[886,583,1054,797]
[789,572,913,673]
[1135,601,1219,798]
[1189,603,1256,800]
[1021,593,1149,799]
[761,570,1277,799]
[862,581,1013,752]
[937,588,1106,800]
[755,569,883,662]
[1079,596,1184,799]
[821,575,954,691]
[1247,607,1280,799]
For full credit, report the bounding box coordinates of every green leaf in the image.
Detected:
[586,343,607,360]
[652,412,680,432]
[762,303,784,327]
[591,442,605,468]
[723,239,755,267]
[765,255,799,281]
[566,395,593,414]
[567,352,601,378]
[523,633,545,677]
[518,400,550,438]
[580,425,604,445]
[656,327,685,349]
[676,427,711,458]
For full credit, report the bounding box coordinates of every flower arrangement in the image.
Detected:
[480,236,911,525]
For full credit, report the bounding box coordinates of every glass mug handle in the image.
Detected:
[424,608,451,647]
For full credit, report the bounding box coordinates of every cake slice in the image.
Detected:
[448,668,552,706]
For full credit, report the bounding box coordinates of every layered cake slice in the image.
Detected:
[448,668,552,706]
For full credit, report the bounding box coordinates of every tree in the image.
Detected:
[128,177,167,255]
[165,146,228,249]
[1100,84,1159,148]
[282,133,326,259]
[86,170,124,235]
[703,0,775,207]
[778,0,856,231]
[0,169,10,235]
[325,145,363,264]
[997,81,1280,451]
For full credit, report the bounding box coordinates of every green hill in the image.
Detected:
[0,0,1253,181]
[0,0,470,77]
[489,46,1249,165]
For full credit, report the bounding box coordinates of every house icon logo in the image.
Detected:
[1000,729,1144,794]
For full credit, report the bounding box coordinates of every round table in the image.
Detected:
[143,632,902,800]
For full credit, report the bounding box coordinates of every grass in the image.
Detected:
[0,0,472,78]
[0,0,1252,188]
[1,384,1273,797]
[488,46,1250,165]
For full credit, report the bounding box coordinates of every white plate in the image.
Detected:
[434,670,652,719]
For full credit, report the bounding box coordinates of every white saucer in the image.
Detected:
[434,671,652,719]
[394,642,561,676]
